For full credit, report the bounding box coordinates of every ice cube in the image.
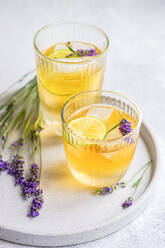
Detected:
[105,128,122,141]
[86,105,113,122]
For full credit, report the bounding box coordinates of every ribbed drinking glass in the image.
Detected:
[61,90,142,187]
[33,23,109,135]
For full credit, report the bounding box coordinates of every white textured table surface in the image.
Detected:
[0,0,164,247]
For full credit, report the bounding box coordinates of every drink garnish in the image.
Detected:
[48,41,99,59]
[119,119,132,136]
[48,49,72,59]
[104,118,132,139]
[66,42,77,55]
[68,113,132,142]
[68,116,106,140]
[76,49,99,57]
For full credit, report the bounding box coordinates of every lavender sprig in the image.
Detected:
[26,115,44,217]
[0,69,35,98]
[96,186,115,195]
[104,116,132,139]
[66,42,77,55]
[66,42,99,58]
[96,160,152,209]
[0,72,45,218]
[119,119,132,136]
[122,197,133,208]
[76,49,99,57]
[28,189,44,217]
[22,163,40,198]
[96,182,126,195]
[6,85,38,187]
[121,161,151,209]
[8,154,24,185]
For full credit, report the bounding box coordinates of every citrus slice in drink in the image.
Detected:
[68,116,106,140]
[49,49,72,59]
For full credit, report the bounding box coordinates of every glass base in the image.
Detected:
[43,115,62,136]
[68,163,125,188]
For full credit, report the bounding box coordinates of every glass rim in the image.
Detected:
[33,22,109,65]
[61,90,142,144]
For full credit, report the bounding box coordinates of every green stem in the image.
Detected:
[0,82,36,129]
[21,114,33,139]
[66,43,76,55]
[0,69,35,97]
[0,107,14,128]
[3,111,24,137]
[125,160,152,186]
[21,90,38,137]
[1,109,26,144]
[14,110,27,130]
[1,87,37,138]
[9,147,18,161]
[2,134,8,151]
[31,108,42,163]
[104,122,121,139]
[32,139,37,163]
[38,135,42,188]
[131,163,151,197]
[119,111,124,119]
[0,76,36,112]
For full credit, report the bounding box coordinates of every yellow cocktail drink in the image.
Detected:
[34,24,109,135]
[37,42,104,132]
[62,91,142,187]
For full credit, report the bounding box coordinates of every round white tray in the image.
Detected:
[0,121,160,247]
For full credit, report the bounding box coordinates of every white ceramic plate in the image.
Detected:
[0,120,160,247]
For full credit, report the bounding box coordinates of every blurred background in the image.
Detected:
[0,0,165,247]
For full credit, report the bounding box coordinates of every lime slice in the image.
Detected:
[48,49,72,59]
[68,116,106,140]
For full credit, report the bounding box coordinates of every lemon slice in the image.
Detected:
[48,49,72,59]
[68,116,106,140]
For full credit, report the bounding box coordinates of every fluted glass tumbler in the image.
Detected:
[33,23,109,135]
[61,91,142,187]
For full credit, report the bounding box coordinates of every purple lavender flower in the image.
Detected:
[8,154,24,185]
[125,136,134,145]
[19,139,23,146]
[12,141,18,147]
[28,189,44,217]
[76,49,84,57]
[96,181,127,195]
[0,156,9,171]
[35,188,43,196]
[96,186,114,195]
[22,180,38,197]
[116,181,126,188]
[8,155,24,181]
[76,49,99,57]
[22,163,40,198]
[12,139,23,147]
[88,49,99,56]
[119,119,132,136]
[122,197,133,209]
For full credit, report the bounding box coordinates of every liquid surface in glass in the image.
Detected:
[63,104,137,187]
